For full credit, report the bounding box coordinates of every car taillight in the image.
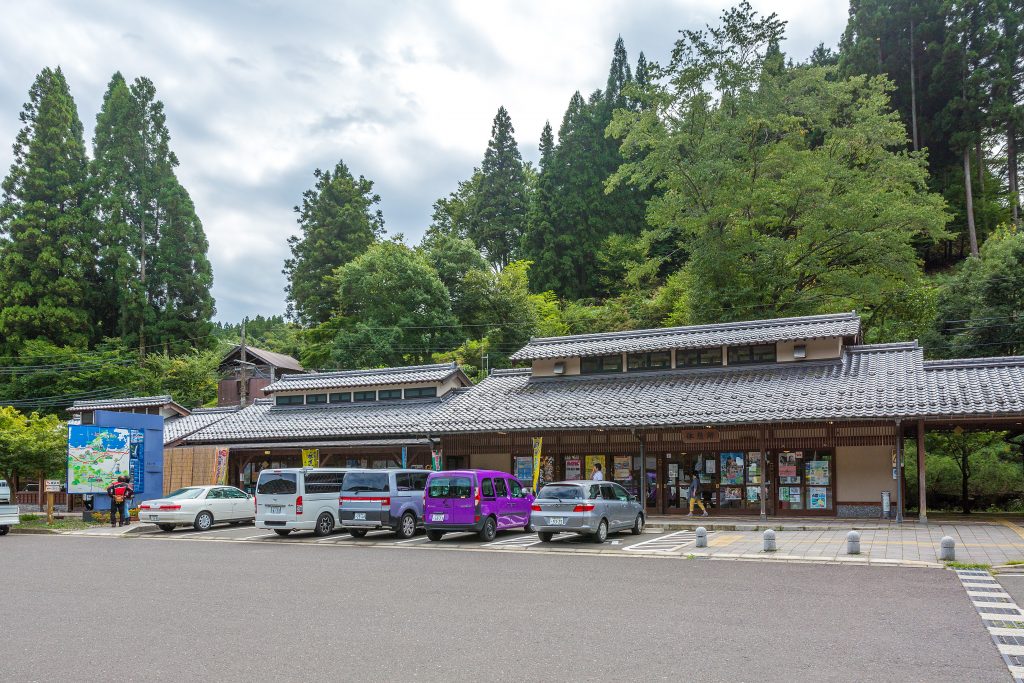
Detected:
[159,504,181,511]
[531,504,541,511]
[139,504,151,510]
[572,503,595,512]
[296,495,303,514]
[474,487,481,510]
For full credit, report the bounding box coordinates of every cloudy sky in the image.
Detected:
[0,0,848,323]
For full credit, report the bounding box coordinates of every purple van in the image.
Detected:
[423,470,534,542]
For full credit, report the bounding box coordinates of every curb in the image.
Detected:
[8,527,62,535]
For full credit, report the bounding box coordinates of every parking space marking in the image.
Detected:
[624,530,698,553]
[954,569,1024,682]
[393,536,430,544]
[484,533,547,548]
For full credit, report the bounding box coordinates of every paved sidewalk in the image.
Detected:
[65,522,144,537]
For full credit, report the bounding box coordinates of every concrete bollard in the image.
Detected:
[695,526,707,548]
[846,530,861,555]
[763,528,777,552]
[939,535,956,561]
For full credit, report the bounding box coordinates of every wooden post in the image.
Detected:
[917,419,927,523]
[46,491,54,525]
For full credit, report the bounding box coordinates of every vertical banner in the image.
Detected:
[531,437,543,492]
[431,446,442,471]
[213,448,230,485]
[401,446,408,468]
[301,448,320,468]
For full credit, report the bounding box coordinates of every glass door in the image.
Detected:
[776,451,804,512]
[664,455,686,513]
[743,451,764,513]
[803,451,833,513]
[718,452,745,510]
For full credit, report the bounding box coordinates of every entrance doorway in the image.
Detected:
[774,450,834,514]
[662,451,768,515]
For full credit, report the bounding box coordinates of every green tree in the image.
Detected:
[141,349,220,408]
[0,67,92,353]
[0,406,67,489]
[323,240,460,367]
[418,231,489,330]
[284,160,384,325]
[468,107,529,270]
[608,2,949,325]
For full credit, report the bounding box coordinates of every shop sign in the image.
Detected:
[613,456,632,481]
[565,457,581,480]
[681,429,719,444]
[44,479,62,493]
[213,448,230,484]
[301,448,319,468]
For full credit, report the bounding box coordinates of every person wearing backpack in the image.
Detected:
[106,475,134,527]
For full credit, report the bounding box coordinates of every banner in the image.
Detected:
[431,446,442,471]
[401,446,408,468]
[214,448,230,485]
[301,448,319,468]
[531,437,543,491]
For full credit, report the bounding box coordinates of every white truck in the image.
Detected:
[0,505,18,535]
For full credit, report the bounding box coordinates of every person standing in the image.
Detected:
[590,462,604,481]
[687,466,708,517]
[106,475,134,527]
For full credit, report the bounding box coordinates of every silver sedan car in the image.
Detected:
[531,480,645,543]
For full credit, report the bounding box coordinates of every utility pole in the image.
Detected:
[239,318,249,407]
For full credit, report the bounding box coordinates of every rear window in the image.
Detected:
[166,488,206,499]
[341,472,389,493]
[427,476,472,499]
[305,471,345,494]
[256,473,298,495]
[537,485,583,501]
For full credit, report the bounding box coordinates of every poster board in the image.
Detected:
[613,456,632,481]
[515,456,533,484]
[565,457,582,480]
[213,448,230,485]
[584,455,606,479]
[301,448,320,468]
[67,426,141,494]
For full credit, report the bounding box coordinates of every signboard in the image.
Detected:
[681,429,719,444]
[515,456,532,484]
[213,448,230,484]
[44,480,61,493]
[430,446,442,471]
[720,452,744,485]
[585,455,606,479]
[301,448,320,468]
[531,437,543,491]
[67,426,141,494]
[613,456,632,481]
[565,457,582,480]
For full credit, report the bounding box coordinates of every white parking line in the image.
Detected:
[484,534,548,548]
[393,536,429,544]
[624,530,698,553]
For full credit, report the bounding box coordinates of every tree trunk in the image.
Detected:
[976,138,984,193]
[964,147,979,256]
[910,19,919,151]
[1010,120,1020,228]
[961,451,970,514]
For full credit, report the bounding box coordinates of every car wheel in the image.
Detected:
[523,521,534,532]
[193,511,213,531]
[592,519,608,544]
[0,525,9,536]
[313,512,335,537]
[631,514,645,535]
[426,530,444,542]
[273,529,291,536]
[538,531,553,542]
[478,516,497,542]
[158,524,176,533]
[348,529,368,538]
[396,512,416,539]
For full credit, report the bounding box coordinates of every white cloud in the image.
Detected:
[0,0,848,322]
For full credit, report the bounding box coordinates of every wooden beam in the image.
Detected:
[917,419,927,524]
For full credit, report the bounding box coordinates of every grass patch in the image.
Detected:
[1005,560,1024,566]
[17,516,104,530]
[945,561,992,570]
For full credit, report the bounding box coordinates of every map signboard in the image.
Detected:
[67,426,143,494]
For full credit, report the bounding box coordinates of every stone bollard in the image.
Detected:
[939,535,956,561]
[846,530,861,555]
[763,528,777,552]
[695,526,707,548]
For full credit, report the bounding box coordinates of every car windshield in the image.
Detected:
[537,485,583,501]
[427,476,472,499]
[165,488,205,499]
[340,472,389,493]
[256,472,298,495]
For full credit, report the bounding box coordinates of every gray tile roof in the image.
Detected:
[163,407,239,445]
[920,356,1024,417]
[222,345,303,372]
[183,396,451,444]
[509,312,862,361]
[69,395,188,415]
[261,362,467,393]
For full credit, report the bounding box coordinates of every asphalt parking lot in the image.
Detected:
[0,533,1013,682]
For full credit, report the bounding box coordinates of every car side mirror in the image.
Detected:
[630,495,638,502]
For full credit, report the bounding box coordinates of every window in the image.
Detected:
[378,389,402,401]
[404,386,437,399]
[353,390,376,402]
[494,478,508,497]
[165,488,205,499]
[428,476,471,499]
[509,480,525,498]
[206,488,224,499]
[395,473,412,491]
[304,471,345,494]
[587,485,601,500]
[481,478,495,498]
[306,393,327,405]
[537,484,583,500]
[599,484,616,500]
[677,348,723,368]
[275,394,304,406]
[341,472,389,493]
[580,354,623,374]
[224,487,249,499]
[627,351,672,371]
[409,472,428,491]
[256,472,297,495]
[329,392,351,403]
[728,344,777,365]
[611,483,630,501]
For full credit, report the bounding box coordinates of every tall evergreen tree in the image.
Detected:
[467,106,528,270]
[283,160,384,325]
[0,67,92,353]
[523,121,567,292]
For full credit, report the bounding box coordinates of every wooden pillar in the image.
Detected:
[917,419,927,523]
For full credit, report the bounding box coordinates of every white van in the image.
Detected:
[0,479,11,504]
[255,468,348,537]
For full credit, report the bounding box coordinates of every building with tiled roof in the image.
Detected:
[217,344,304,407]
[69,395,190,422]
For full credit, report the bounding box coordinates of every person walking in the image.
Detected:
[106,475,134,527]
[590,462,604,481]
[687,467,708,517]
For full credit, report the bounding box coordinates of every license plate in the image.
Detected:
[547,517,566,526]
[148,515,159,520]
[354,512,366,520]
[268,506,283,514]
[431,513,445,522]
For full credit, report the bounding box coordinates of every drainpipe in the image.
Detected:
[760,424,768,521]
[895,419,904,524]
[631,429,647,512]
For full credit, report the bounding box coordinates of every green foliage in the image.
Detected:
[140,350,220,408]
[905,430,1022,512]
[215,315,302,358]
[0,405,67,484]
[284,160,384,325]
[0,67,92,353]
[609,3,949,326]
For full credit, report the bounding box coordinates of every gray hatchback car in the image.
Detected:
[530,480,645,543]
